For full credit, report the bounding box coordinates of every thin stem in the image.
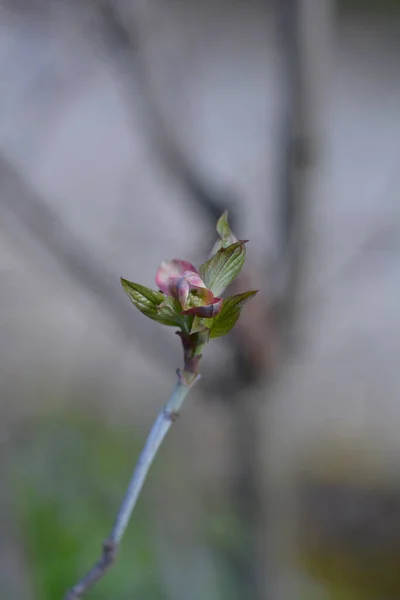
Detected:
[64,373,200,600]
[110,377,196,544]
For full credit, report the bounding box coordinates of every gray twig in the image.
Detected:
[64,373,200,599]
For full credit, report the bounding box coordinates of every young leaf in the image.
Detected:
[216,211,238,244]
[211,211,238,255]
[157,296,193,333]
[208,290,258,338]
[122,279,193,332]
[121,279,178,327]
[200,241,247,297]
[121,279,164,313]
[190,316,209,335]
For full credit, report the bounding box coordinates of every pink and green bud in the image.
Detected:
[122,212,258,339]
[155,259,222,318]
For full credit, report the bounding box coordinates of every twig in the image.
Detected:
[64,370,200,599]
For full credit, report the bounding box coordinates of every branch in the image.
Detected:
[62,220,254,598]
[0,152,176,371]
[273,0,332,342]
[222,3,332,599]
[64,368,200,599]
[97,0,237,229]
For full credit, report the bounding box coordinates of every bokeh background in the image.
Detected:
[1,1,400,599]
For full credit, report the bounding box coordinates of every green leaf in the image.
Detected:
[121,279,164,313]
[157,296,193,333]
[216,211,237,243]
[121,279,175,325]
[190,315,209,334]
[200,241,247,296]
[208,290,258,338]
[121,278,193,332]
[211,211,238,255]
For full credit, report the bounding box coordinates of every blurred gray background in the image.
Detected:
[1,1,400,599]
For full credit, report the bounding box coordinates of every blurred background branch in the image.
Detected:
[0,152,177,371]
[97,0,237,230]
[225,1,332,597]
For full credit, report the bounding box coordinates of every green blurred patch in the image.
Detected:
[12,410,167,600]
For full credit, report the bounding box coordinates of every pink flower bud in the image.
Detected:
[155,259,221,318]
[156,259,197,294]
